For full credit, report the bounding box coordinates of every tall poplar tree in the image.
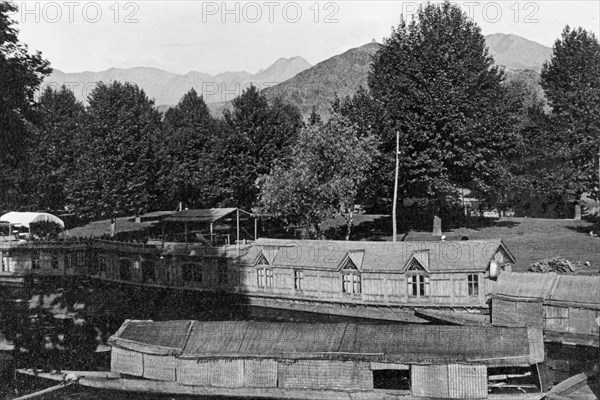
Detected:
[540,26,600,201]
[368,1,521,205]
[66,82,162,219]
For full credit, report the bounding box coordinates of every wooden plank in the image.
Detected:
[534,362,552,393]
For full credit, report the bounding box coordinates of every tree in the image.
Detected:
[0,1,51,209]
[307,105,322,126]
[158,89,219,209]
[368,1,521,207]
[29,86,85,211]
[218,86,303,209]
[539,26,600,201]
[259,116,377,239]
[66,82,162,220]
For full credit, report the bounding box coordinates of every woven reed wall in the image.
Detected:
[447,364,487,398]
[493,298,542,327]
[177,359,244,387]
[111,347,143,376]
[527,326,545,363]
[142,354,176,381]
[277,360,372,390]
[411,364,449,398]
[243,359,277,388]
[545,305,569,331]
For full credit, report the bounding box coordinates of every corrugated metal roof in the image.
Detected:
[164,208,251,223]
[109,320,541,366]
[491,272,558,301]
[240,239,513,272]
[548,274,600,309]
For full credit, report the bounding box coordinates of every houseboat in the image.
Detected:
[490,272,600,347]
[1,209,516,321]
[19,319,546,399]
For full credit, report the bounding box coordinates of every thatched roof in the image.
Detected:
[548,274,600,309]
[240,238,515,273]
[108,320,543,367]
[492,272,600,310]
[491,272,558,302]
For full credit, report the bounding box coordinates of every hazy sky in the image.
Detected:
[12,1,600,75]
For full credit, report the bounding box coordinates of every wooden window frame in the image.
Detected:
[294,270,303,290]
[467,274,479,296]
[342,272,361,294]
[407,274,430,297]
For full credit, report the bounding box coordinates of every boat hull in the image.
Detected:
[17,369,544,400]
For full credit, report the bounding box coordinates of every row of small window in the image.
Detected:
[30,252,86,270]
[256,268,480,297]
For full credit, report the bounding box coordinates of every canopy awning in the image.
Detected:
[163,208,252,224]
[0,212,65,228]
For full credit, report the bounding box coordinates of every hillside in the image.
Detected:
[42,57,312,105]
[485,33,552,71]
[261,42,380,118]
[257,34,551,119]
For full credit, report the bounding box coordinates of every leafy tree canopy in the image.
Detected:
[368,1,521,204]
[66,82,162,220]
[540,26,600,200]
[259,115,377,239]
[0,1,51,209]
[158,89,218,209]
[218,86,303,210]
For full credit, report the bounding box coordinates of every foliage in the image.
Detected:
[66,82,163,220]
[332,87,391,212]
[29,220,63,240]
[28,86,85,210]
[218,86,303,210]
[259,115,377,239]
[157,89,219,209]
[0,1,51,209]
[539,26,600,201]
[368,1,521,206]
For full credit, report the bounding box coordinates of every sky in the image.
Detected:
[11,0,600,75]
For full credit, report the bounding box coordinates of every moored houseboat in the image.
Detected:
[19,319,546,399]
[490,272,600,347]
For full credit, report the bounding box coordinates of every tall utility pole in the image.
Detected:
[392,130,399,242]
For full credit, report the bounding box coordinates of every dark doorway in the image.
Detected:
[373,369,410,390]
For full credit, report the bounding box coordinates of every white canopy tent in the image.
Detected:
[0,212,65,237]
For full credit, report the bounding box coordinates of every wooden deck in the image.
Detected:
[18,369,545,400]
[545,371,600,400]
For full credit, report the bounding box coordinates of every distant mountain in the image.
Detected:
[260,42,380,118]
[253,34,551,119]
[485,33,552,71]
[42,57,312,106]
[45,33,552,119]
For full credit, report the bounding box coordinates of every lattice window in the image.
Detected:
[407,275,430,297]
[342,273,361,294]
[468,274,479,296]
[255,253,269,266]
[294,270,303,290]
[407,258,425,271]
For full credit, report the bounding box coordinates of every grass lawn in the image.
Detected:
[399,217,600,273]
